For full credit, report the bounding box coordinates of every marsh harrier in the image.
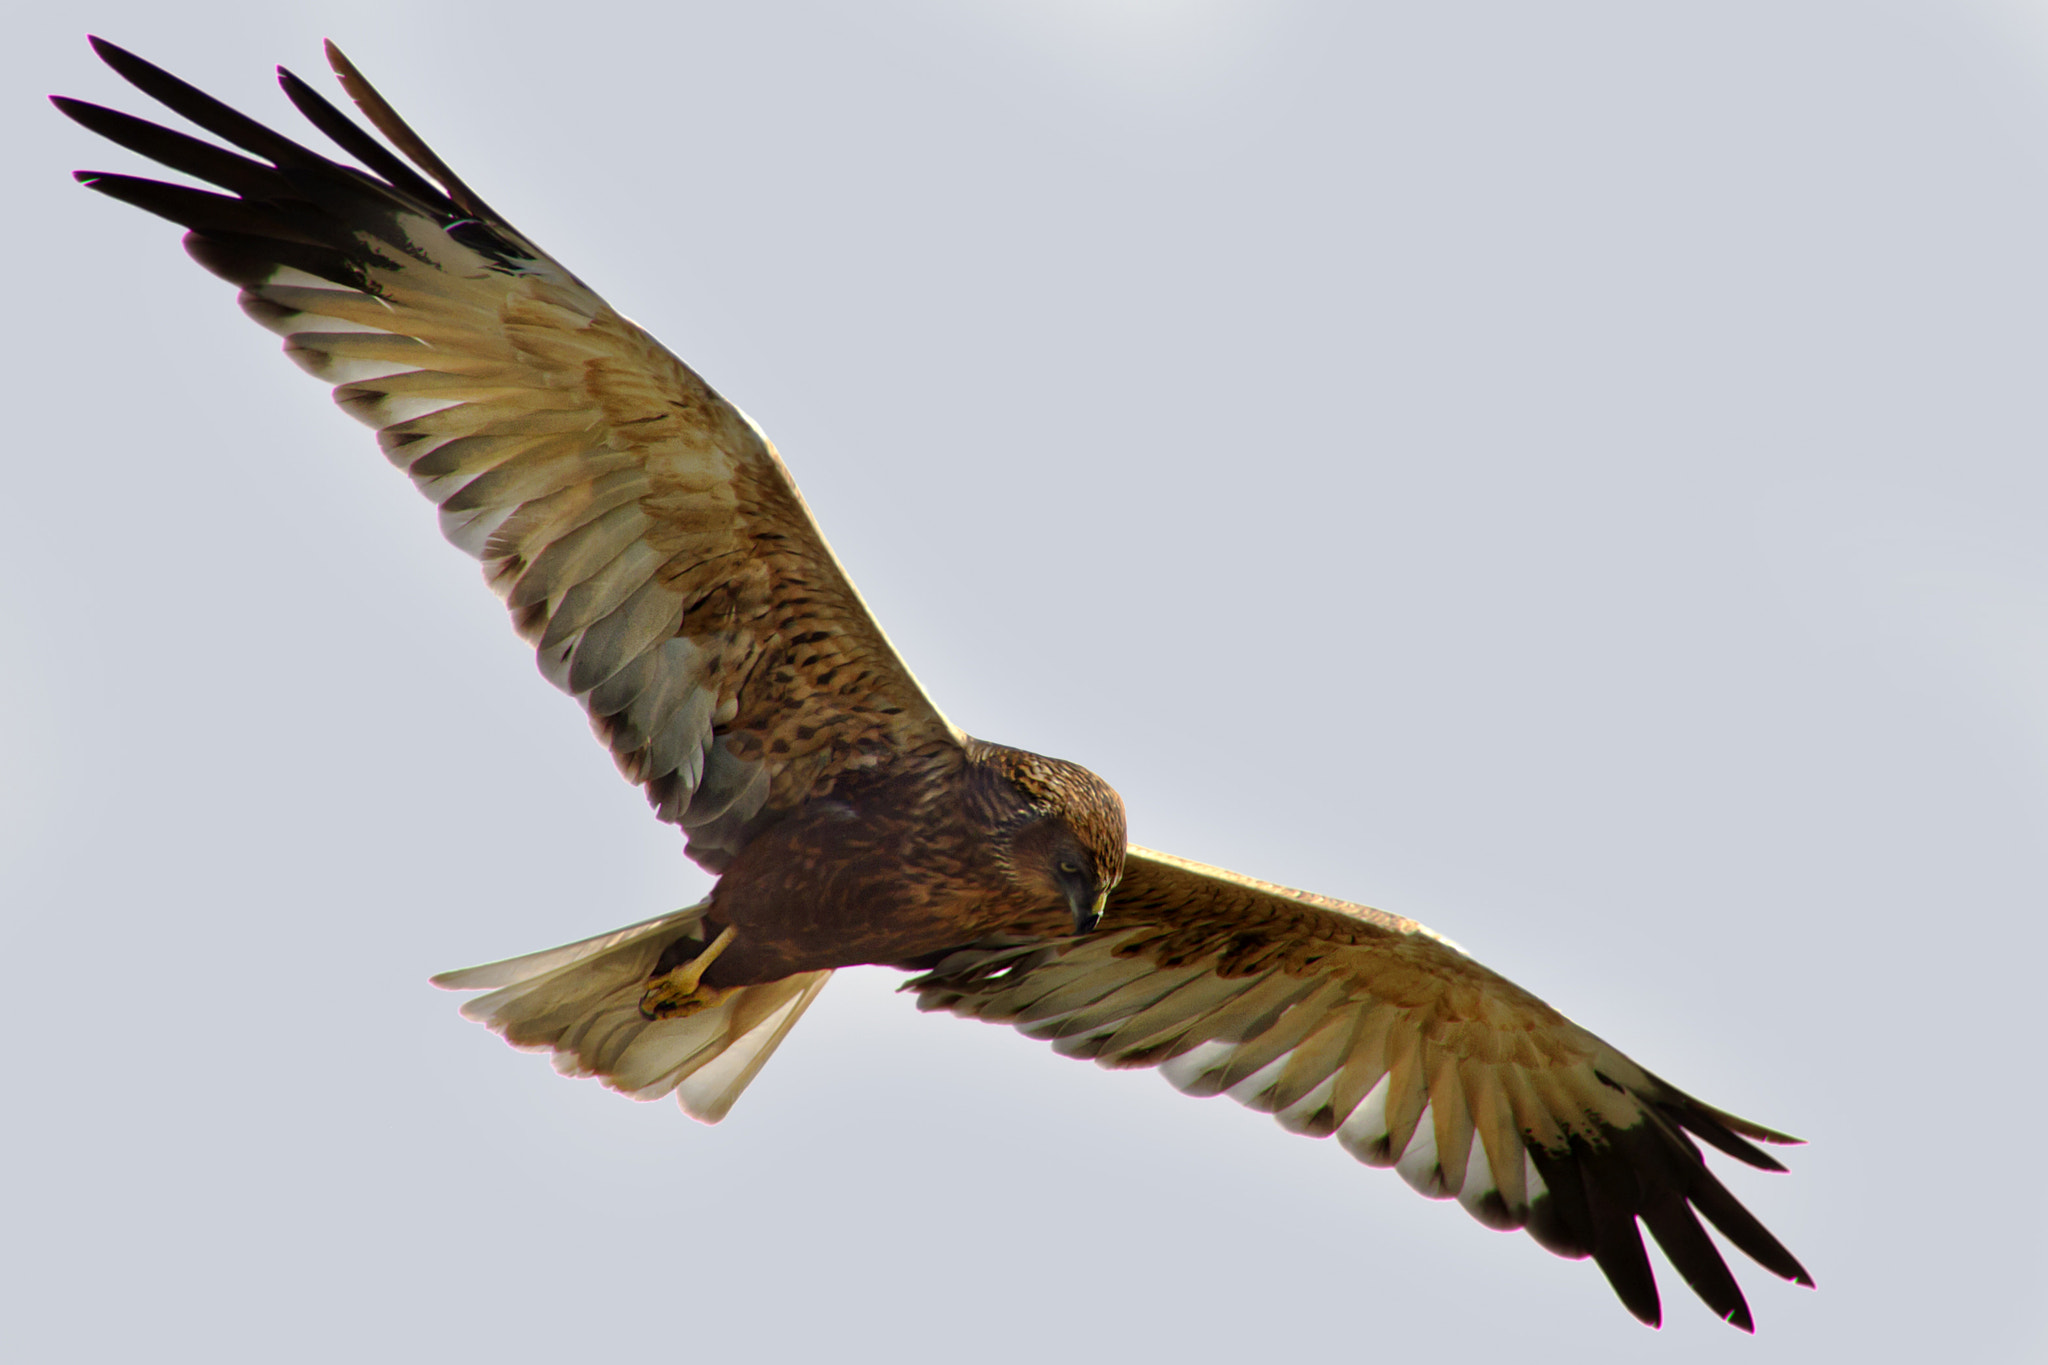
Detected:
[58,39,1813,1332]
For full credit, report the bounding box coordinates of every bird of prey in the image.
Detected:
[58,38,1814,1332]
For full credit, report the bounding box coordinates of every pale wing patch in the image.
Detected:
[64,40,960,875]
[907,850,1812,1330]
[913,932,1549,1225]
[235,244,773,854]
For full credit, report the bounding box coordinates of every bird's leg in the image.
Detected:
[638,924,739,1020]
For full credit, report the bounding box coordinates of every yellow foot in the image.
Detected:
[639,924,739,1020]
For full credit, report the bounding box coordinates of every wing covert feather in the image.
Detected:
[60,40,960,870]
[908,846,1812,1330]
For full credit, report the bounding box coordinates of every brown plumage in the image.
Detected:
[57,38,1813,1333]
[690,738,1126,986]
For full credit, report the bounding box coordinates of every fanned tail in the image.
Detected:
[433,902,830,1123]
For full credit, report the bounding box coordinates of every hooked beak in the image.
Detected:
[1069,885,1108,936]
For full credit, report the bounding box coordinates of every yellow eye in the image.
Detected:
[1059,861,1080,874]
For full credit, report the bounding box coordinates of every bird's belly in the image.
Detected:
[711,885,989,984]
[696,799,1026,985]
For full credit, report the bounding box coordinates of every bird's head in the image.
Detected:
[968,741,1128,935]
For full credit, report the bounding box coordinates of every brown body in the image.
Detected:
[698,740,1126,985]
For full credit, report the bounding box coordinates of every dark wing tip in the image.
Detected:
[1640,1194,1756,1330]
[1644,1072,1804,1170]
[314,37,496,221]
[51,94,119,147]
[274,57,456,213]
[1613,1276,1664,1330]
[1526,1110,1808,1330]
[1713,1105,1804,1147]
[78,34,323,169]
[86,35,169,92]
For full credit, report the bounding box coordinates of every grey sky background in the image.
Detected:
[7,2,2044,1360]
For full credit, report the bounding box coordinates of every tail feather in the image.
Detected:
[430,905,704,993]
[433,901,830,1123]
[675,973,831,1121]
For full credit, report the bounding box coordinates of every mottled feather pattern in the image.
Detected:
[63,39,954,871]
[909,846,1811,1329]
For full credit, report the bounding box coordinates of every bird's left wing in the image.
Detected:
[56,41,961,870]
[908,846,1812,1331]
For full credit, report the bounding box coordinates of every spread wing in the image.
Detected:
[908,846,1813,1331]
[57,39,959,869]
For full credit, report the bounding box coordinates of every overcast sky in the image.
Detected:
[8,2,2047,1361]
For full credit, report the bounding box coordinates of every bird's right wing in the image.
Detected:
[909,846,1812,1331]
[57,40,962,870]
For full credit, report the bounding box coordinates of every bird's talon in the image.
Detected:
[638,977,729,1019]
[638,924,738,1020]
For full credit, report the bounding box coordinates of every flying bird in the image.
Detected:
[57,38,1814,1332]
